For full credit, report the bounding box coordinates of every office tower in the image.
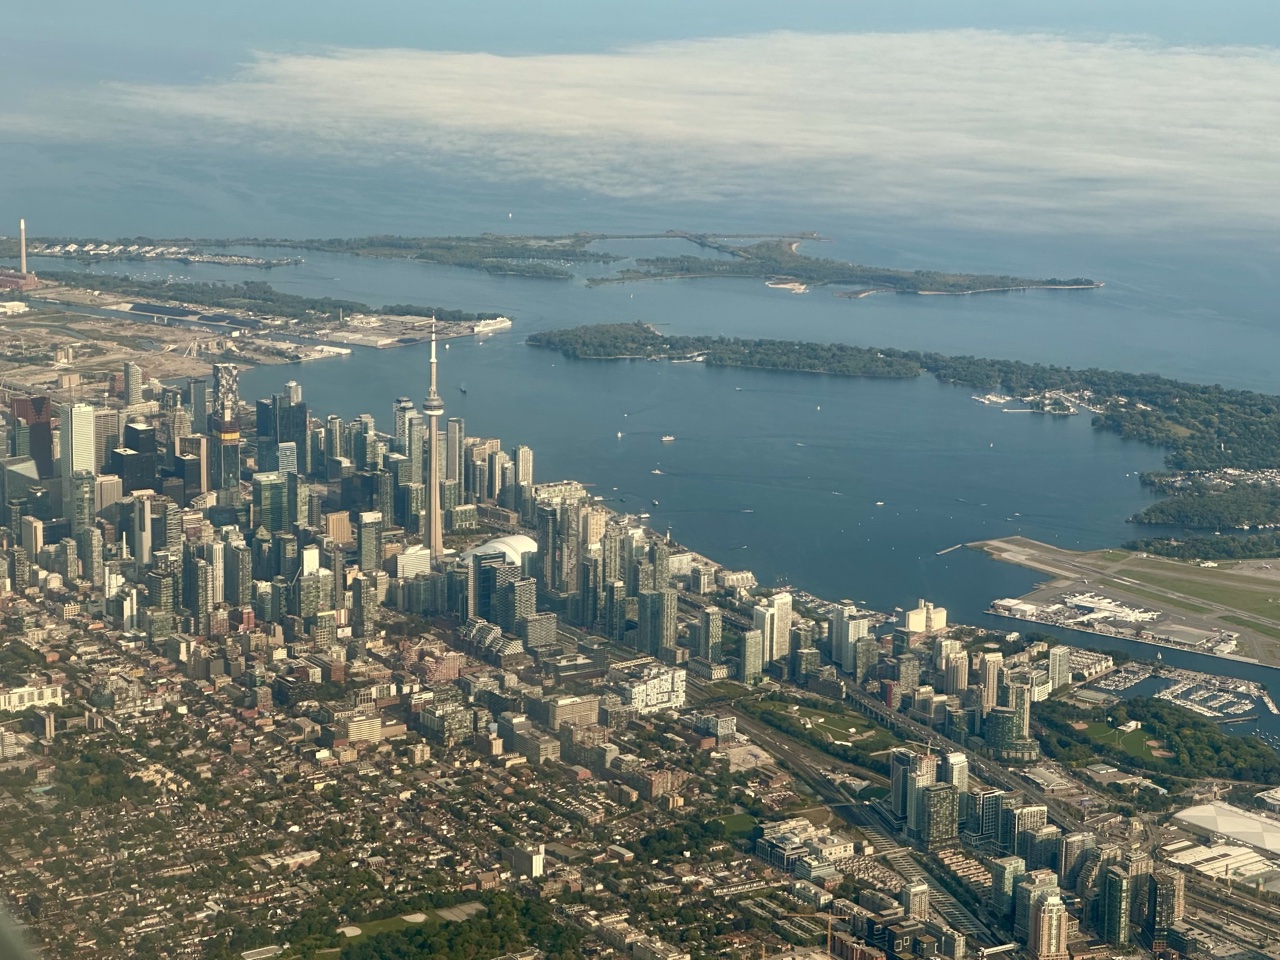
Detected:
[187,376,209,433]
[276,441,298,476]
[1146,869,1184,949]
[11,396,54,478]
[178,434,208,500]
[1030,892,1069,960]
[1048,645,1071,690]
[1058,831,1096,889]
[60,401,96,480]
[740,628,763,683]
[94,475,123,514]
[145,567,177,613]
[357,510,383,573]
[270,383,310,475]
[124,361,144,405]
[990,856,1026,921]
[900,882,929,920]
[698,606,723,662]
[423,325,446,559]
[93,408,121,473]
[1101,866,1131,947]
[252,472,288,534]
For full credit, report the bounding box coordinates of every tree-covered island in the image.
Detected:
[7,231,1099,294]
[587,237,1100,294]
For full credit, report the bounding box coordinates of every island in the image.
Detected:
[584,236,1101,295]
[3,230,1099,294]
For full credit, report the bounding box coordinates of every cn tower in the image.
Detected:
[423,321,446,559]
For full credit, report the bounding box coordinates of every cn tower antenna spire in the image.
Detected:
[423,317,446,560]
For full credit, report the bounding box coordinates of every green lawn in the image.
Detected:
[756,702,901,752]
[701,680,751,702]
[719,813,758,836]
[1121,569,1280,620]
[1084,722,1164,763]
[1100,579,1210,614]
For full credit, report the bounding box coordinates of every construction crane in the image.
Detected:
[776,911,838,959]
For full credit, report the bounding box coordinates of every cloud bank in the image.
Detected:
[15,30,1280,231]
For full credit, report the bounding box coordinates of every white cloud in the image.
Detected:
[11,30,1280,231]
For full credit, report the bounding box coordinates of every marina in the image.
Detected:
[1083,663,1275,722]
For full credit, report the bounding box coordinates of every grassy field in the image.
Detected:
[718,813,757,836]
[1099,579,1211,613]
[1122,569,1280,619]
[1084,722,1165,763]
[755,701,901,752]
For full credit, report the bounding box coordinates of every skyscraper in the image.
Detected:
[1146,869,1184,949]
[740,628,763,683]
[1030,892,1069,960]
[1101,865,1131,947]
[1048,645,1071,690]
[252,472,288,534]
[900,882,929,920]
[446,417,465,483]
[989,856,1026,921]
[124,361,144,405]
[357,510,384,573]
[209,363,241,494]
[698,606,723,662]
[423,325,446,559]
[60,402,96,479]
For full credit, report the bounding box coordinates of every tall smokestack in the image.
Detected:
[18,219,26,276]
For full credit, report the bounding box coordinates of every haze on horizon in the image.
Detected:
[1,2,1278,242]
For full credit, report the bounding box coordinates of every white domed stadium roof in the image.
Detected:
[459,534,538,566]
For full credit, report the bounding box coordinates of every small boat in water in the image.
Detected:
[661,435,676,442]
[875,501,885,506]
[651,469,663,475]
[617,431,623,438]
[652,499,660,507]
